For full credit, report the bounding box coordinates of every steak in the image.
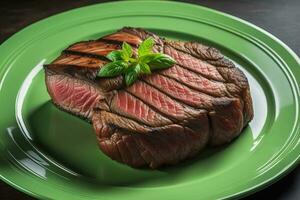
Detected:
[44,27,253,168]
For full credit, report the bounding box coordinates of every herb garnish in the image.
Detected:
[98,37,176,86]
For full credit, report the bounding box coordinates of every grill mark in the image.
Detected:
[63,50,110,61]
[98,38,139,48]
[123,90,177,123]
[158,71,226,98]
[68,40,139,60]
[67,40,120,54]
[99,110,151,132]
[49,55,105,70]
[95,110,197,136]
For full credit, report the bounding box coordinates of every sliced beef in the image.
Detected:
[65,41,120,58]
[44,27,253,168]
[92,110,209,168]
[50,54,106,68]
[107,90,173,127]
[143,73,215,108]
[45,69,104,120]
[159,64,231,97]
[164,45,225,81]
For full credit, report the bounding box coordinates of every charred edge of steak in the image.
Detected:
[121,27,164,53]
[63,49,110,61]
[121,27,164,46]
[44,64,99,80]
[92,110,210,168]
[97,38,139,48]
[99,30,142,47]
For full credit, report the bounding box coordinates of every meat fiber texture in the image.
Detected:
[44,27,253,168]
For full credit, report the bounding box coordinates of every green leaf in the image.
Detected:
[122,42,133,60]
[138,37,154,56]
[98,61,127,77]
[139,53,160,64]
[140,63,151,74]
[98,39,176,86]
[125,64,140,86]
[106,50,123,61]
[148,54,176,70]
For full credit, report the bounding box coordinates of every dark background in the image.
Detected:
[0,0,299,199]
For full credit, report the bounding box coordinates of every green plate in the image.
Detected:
[0,1,300,199]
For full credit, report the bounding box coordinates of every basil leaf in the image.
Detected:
[148,54,176,70]
[98,61,127,77]
[98,37,176,86]
[106,50,123,61]
[125,64,140,86]
[139,53,161,64]
[138,37,154,56]
[140,63,151,74]
[122,42,133,60]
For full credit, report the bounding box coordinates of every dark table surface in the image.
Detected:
[0,0,299,199]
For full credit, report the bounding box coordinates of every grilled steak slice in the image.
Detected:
[92,111,209,168]
[44,27,253,168]
[45,68,104,120]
